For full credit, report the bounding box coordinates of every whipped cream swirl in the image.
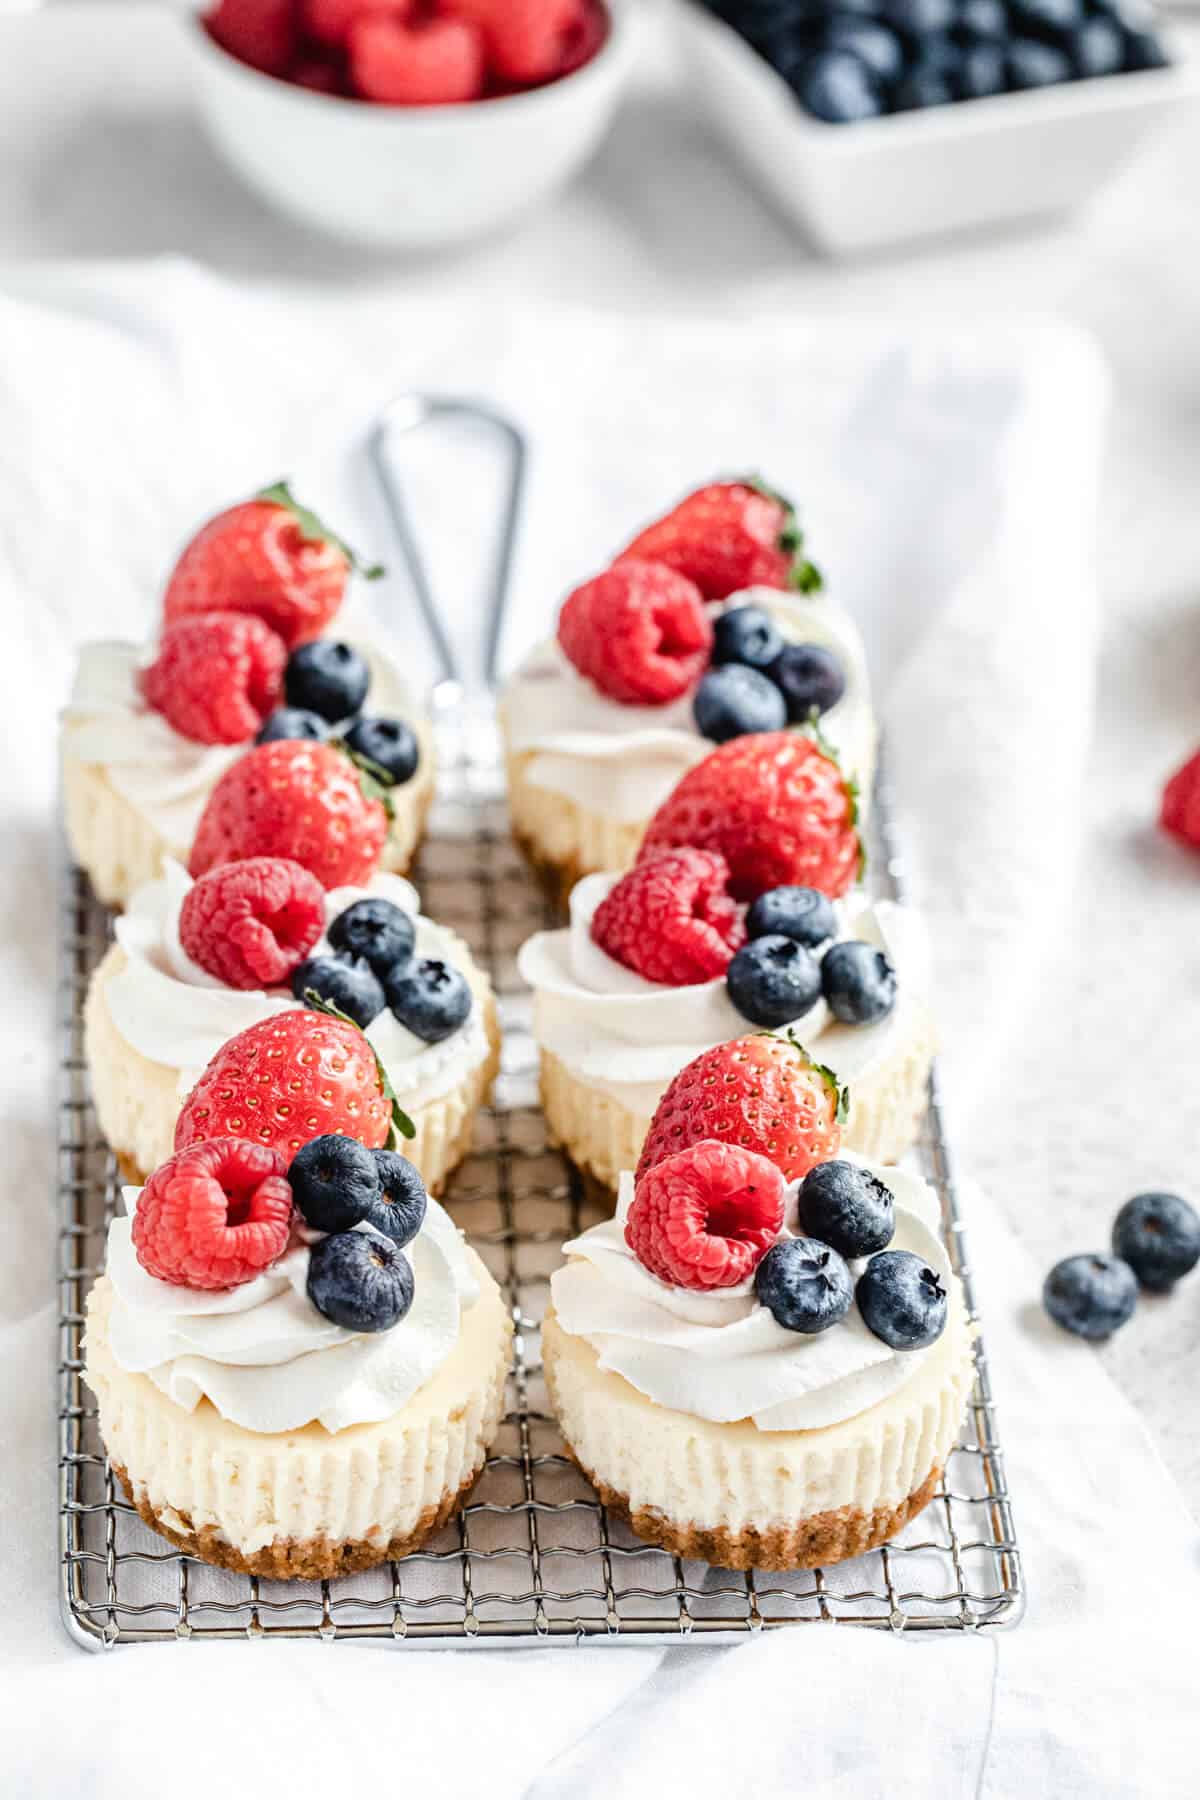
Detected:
[551,1158,949,1431]
[501,587,874,824]
[106,863,491,1106]
[106,1190,479,1434]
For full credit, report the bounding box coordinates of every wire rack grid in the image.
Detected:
[57,706,1024,1649]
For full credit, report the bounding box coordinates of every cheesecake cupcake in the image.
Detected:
[542,1045,973,1570]
[60,483,433,906]
[498,478,873,902]
[84,1122,511,1577]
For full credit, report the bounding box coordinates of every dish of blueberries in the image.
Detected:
[699,0,1170,122]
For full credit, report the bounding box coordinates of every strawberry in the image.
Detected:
[444,0,581,85]
[205,0,297,76]
[557,560,712,705]
[1161,747,1200,851]
[349,15,486,104]
[590,849,744,985]
[557,0,609,77]
[303,0,413,50]
[139,612,286,746]
[619,479,822,600]
[163,482,380,650]
[636,1035,845,1187]
[189,739,389,891]
[638,730,861,901]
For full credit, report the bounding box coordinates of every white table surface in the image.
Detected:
[3,0,1200,1515]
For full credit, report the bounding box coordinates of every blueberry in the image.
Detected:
[857,1251,947,1349]
[255,707,330,745]
[1008,0,1082,32]
[694,665,788,743]
[726,935,822,1027]
[956,0,1007,40]
[328,897,416,980]
[386,957,473,1043]
[1066,16,1123,74]
[755,1236,855,1333]
[746,884,838,948]
[711,605,785,672]
[367,1149,429,1248]
[1007,38,1073,86]
[1123,28,1168,71]
[767,643,846,721]
[1111,1193,1200,1293]
[293,953,385,1028]
[798,1160,895,1258]
[957,42,1007,95]
[893,56,959,107]
[289,1133,382,1233]
[284,640,370,723]
[883,0,955,32]
[792,49,885,123]
[1042,1253,1137,1340]
[307,1230,414,1333]
[823,16,905,82]
[820,940,897,1025]
[344,715,421,786]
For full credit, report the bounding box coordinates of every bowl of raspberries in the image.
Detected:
[191,0,633,247]
[676,0,1195,254]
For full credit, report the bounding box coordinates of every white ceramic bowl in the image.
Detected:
[187,2,635,249]
[675,1,1199,257]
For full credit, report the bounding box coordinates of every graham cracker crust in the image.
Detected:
[567,1449,942,1571]
[111,1459,486,1580]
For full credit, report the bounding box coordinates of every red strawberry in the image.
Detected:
[625,1141,786,1291]
[558,560,712,706]
[133,1139,293,1290]
[591,849,744,985]
[444,0,580,84]
[619,479,821,600]
[179,857,327,990]
[174,1012,392,1161]
[189,739,389,891]
[639,731,861,901]
[163,482,380,650]
[303,0,412,49]
[636,1035,845,1187]
[557,0,609,76]
[205,0,296,76]
[139,612,286,746]
[289,54,346,92]
[1161,747,1200,851]
[349,15,485,104]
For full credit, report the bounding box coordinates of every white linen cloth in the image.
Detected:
[0,265,1195,1796]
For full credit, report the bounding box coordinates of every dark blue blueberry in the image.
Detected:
[288,1134,382,1233]
[793,49,885,123]
[1007,38,1073,86]
[893,56,959,107]
[767,642,846,720]
[1042,1253,1137,1339]
[711,605,786,672]
[746,884,838,948]
[694,665,787,743]
[255,707,330,745]
[307,1230,414,1333]
[386,957,473,1044]
[956,0,1007,40]
[822,15,905,82]
[328,897,415,980]
[1067,16,1123,75]
[820,940,897,1024]
[1122,28,1168,71]
[883,0,955,33]
[755,1236,855,1333]
[284,640,370,723]
[1111,1193,1200,1293]
[293,953,386,1029]
[344,715,421,786]
[798,1160,895,1258]
[1009,0,1082,31]
[368,1149,429,1248]
[726,934,822,1027]
[858,1250,947,1349]
[957,41,1007,94]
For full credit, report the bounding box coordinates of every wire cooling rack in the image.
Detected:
[57,706,1024,1649]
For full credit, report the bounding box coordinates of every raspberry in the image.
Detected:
[303,0,413,49]
[558,560,712,706]
[557,0,609,76]
[1161,747,1200,850]
[625,1141,786,1290]
[640,731,861,901]
[205,0,296,76]
[179,857,327,990]
[189,739,389,891]
[139,613,286,746]
[132,1139,293,1290]
[444,0,580,84]
[590,849,744,985]
[636,1035,844,1187]
[619,479,821,599]
[349,16,486,104]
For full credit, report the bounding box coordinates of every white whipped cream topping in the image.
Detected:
[551,1157,949,1431]
[60,626,423,856]
[106,863,491,1107]
[517,875,925,1111]
[106,1189,480,1434]
[502,588,874,823]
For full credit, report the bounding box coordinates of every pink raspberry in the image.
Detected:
[590,848,744,985]
[178,856,327,990]
[132,1139,294,1290]
[624,1140,786,1291]
[557,559,712,706]
[139,612,286,745]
